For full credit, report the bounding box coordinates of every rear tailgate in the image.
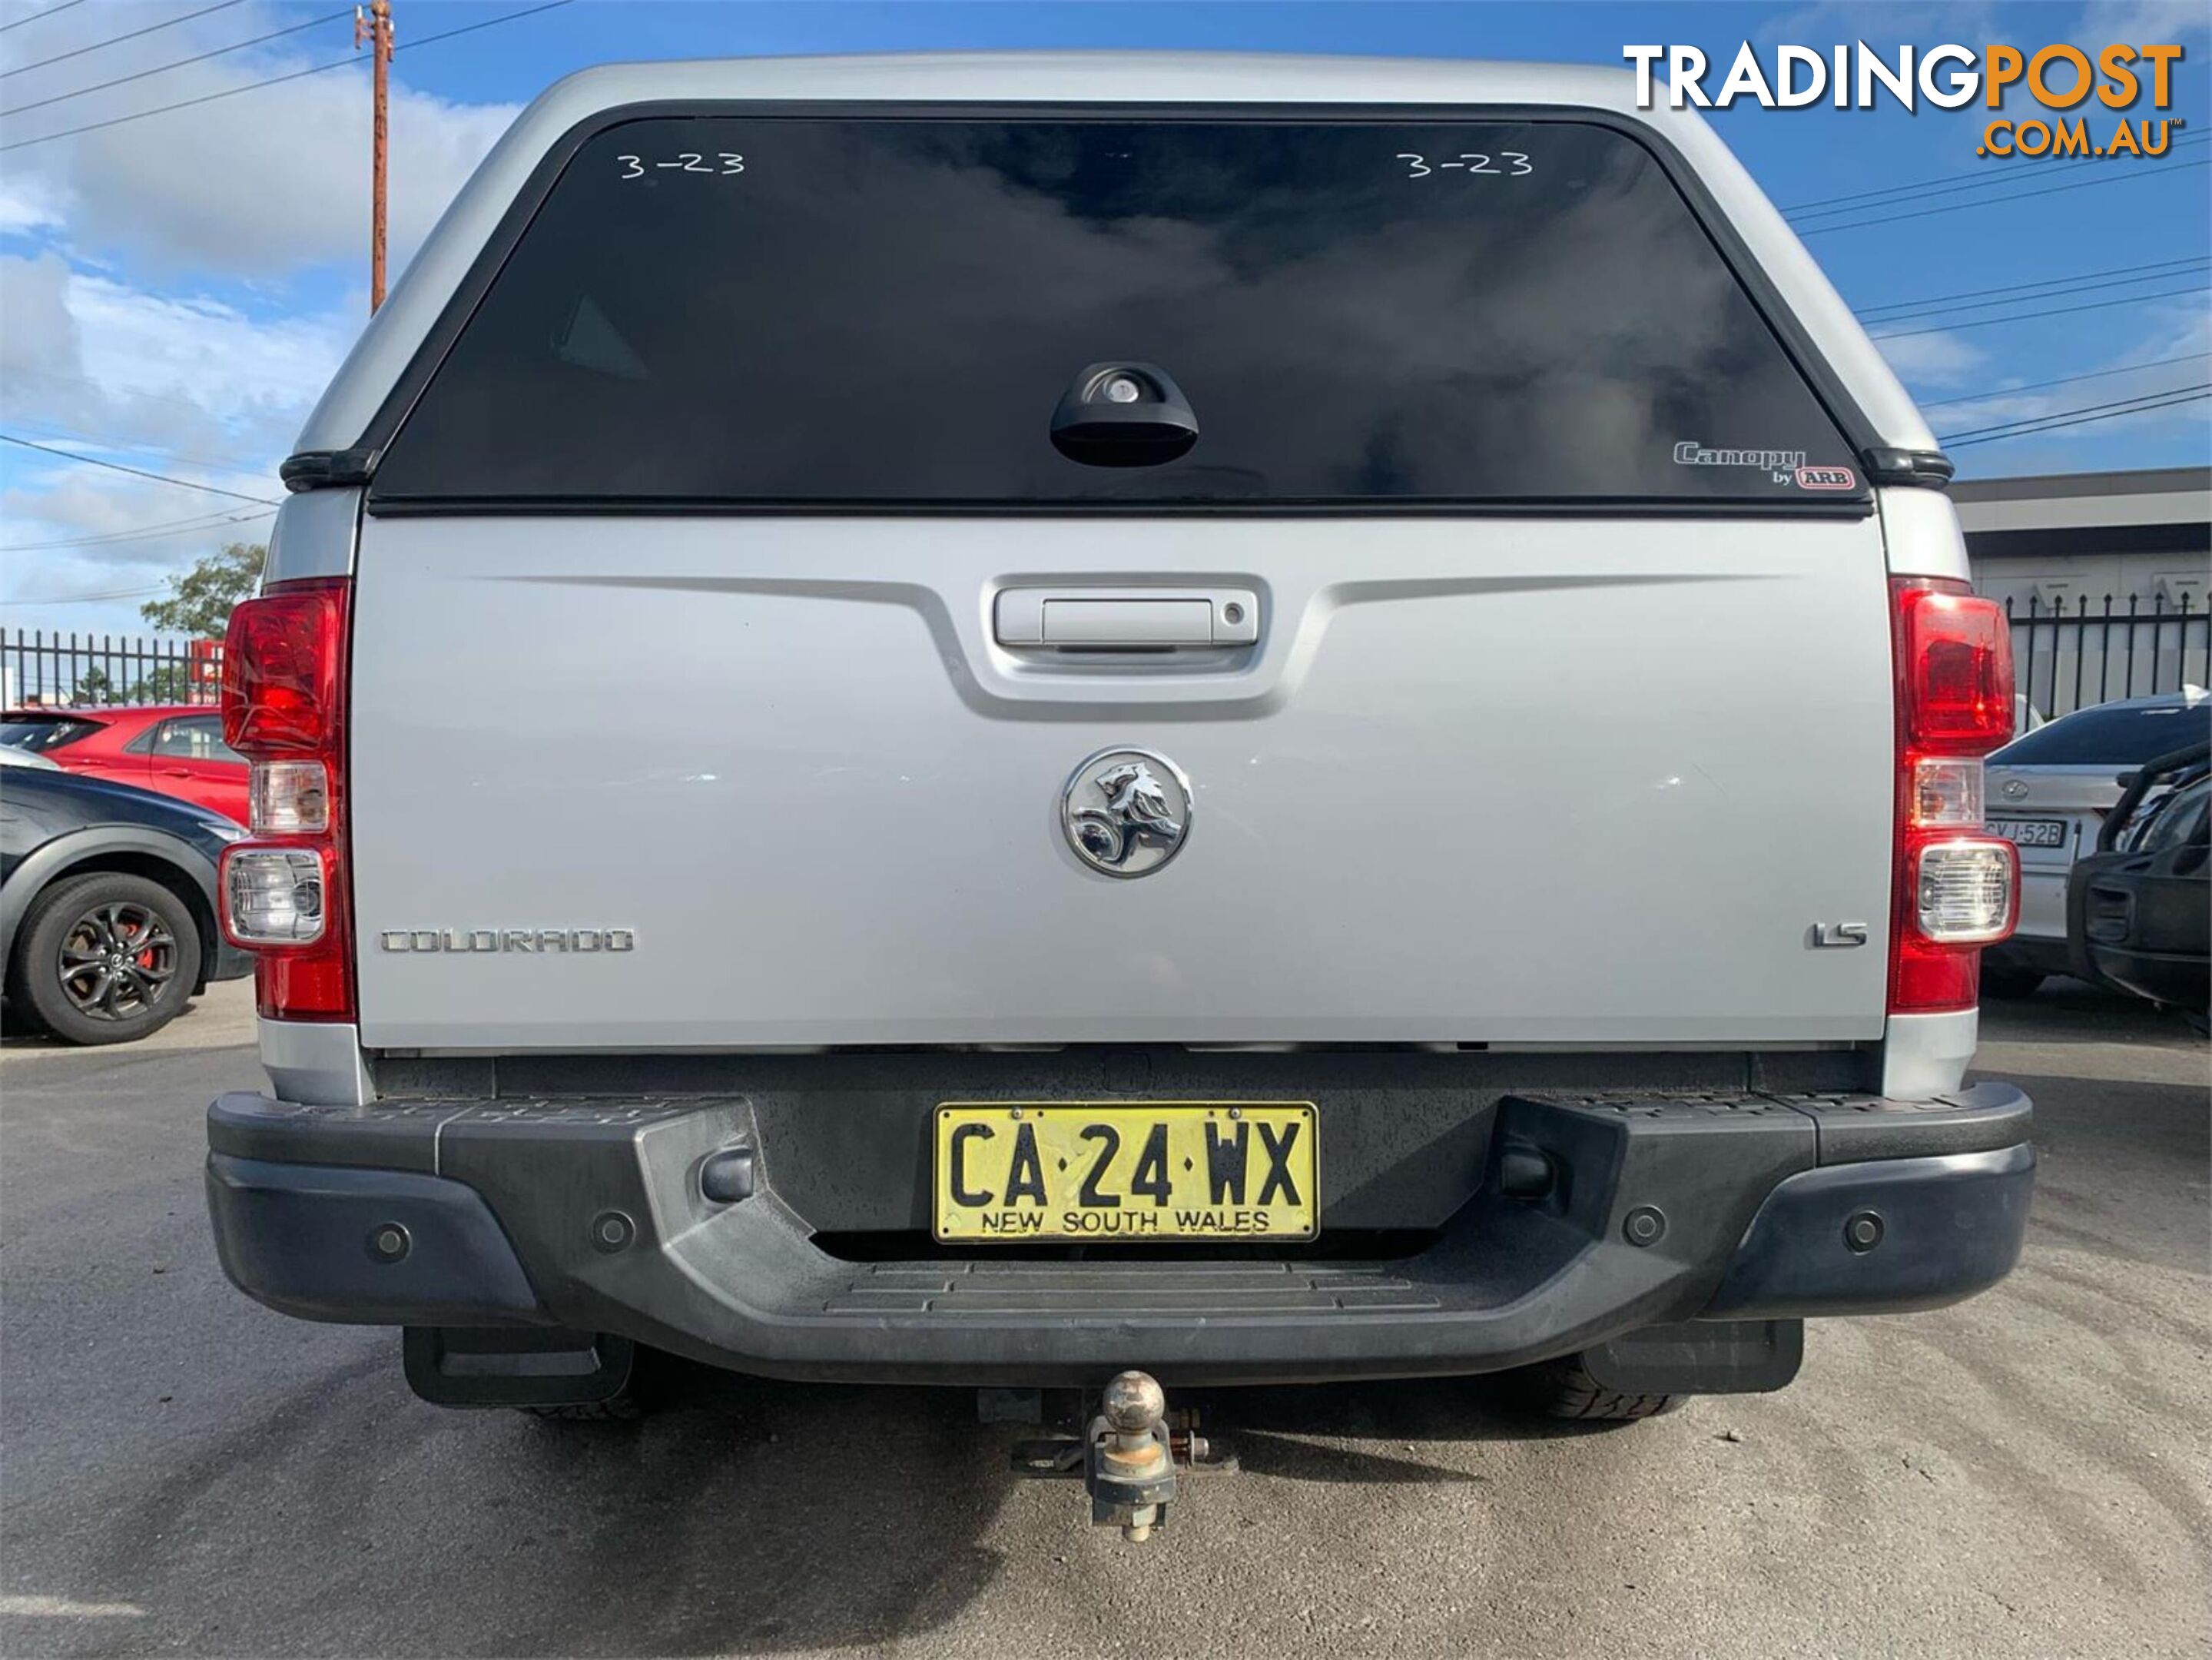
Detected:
[340,104,1898,1050]
[348,513,1895,1047]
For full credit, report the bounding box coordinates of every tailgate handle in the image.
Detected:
[994,589,1259,649]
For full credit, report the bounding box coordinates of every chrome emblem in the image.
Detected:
[2001,779,2030,799]
[1062,748,1191,878]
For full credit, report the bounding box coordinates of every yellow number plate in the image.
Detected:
[933,1102,1317,1243]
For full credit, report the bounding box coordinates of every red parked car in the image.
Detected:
[0,706,247,824]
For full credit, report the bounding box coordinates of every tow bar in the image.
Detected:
[1006,1370,1239,1542]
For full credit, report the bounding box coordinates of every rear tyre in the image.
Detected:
[1980,965,2045,1001]
[5,872,202,1046]
[1509,1353,1686,1423]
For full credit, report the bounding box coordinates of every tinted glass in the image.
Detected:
[2127,772,2210,852]
[150,715,242,763]
[0,715,99,753]
[375,115,1859,507]
[1991,701,2211,766]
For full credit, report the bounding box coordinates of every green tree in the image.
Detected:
[141,542,265,639]
[134,663,198,704]
[71,662,198,706]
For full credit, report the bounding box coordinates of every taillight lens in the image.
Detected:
[223,847,328,943]
[1912,840,2018,943]
[249,760,329,834]
[217,578,353,1021]
[222,582,346,755]
[1890,578,2018,1013]
[1895,585,2013,752]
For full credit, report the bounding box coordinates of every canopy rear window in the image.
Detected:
[370,112,1862,510]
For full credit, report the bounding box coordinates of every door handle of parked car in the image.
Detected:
[993,588,1259,649]
[161,766,194,777]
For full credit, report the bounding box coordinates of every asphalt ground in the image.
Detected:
[2,978,2206,1658]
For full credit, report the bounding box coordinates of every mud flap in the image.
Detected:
[1581,1319,1803,1396]
[402,1326,635,1409]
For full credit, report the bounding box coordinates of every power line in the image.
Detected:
[1866,267,2210,327]
[1856,257,2210,321]
[1799,156,2212,236]
[0,0,572,152]
[1938,384,2212,444]
[0,505,264,547]
[5,418,273,476]
[0,433,280,503]
[2,583,169,605]
[2,0,244,78]
[1784,128,2211,219]
[1915,353,2212,408]
[1943,390,2210,447]
[0,507,274,553]
[1,1,89,34]
[0,49,354,151]
[1869,281,2210,340]
[1940,382,2210,440]
[2,7,350,118]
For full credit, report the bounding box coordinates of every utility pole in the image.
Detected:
[354,1,394,312]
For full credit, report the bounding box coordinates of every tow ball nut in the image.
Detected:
[1092,1371,1176,1543]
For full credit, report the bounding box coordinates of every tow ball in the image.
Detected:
[1089,1373,1175,1542]
[1007,1370,1237,1542]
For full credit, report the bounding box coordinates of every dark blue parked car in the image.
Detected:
[1,759,251,1044]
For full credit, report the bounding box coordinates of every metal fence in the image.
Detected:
[2004,593,2208,722]
[1,629,222,709]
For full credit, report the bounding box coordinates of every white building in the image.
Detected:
[1955,466,2210,719]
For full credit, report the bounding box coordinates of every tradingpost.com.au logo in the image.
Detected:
[1625,42,2187,159]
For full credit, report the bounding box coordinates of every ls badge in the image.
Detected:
[1062,748,1192,878]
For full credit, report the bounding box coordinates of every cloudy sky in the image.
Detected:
[2,0,2207,635]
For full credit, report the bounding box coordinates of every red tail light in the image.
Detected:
[217,578,354,1022]
[1890,578,2018,1013]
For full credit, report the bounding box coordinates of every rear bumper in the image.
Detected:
[206,1083,2033,1386]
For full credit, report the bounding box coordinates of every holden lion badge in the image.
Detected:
[1062,748,1192,878]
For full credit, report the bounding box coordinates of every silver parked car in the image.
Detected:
[1983,688,2211,997]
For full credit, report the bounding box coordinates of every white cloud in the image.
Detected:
[2,5,516,281]
[1,250,349,463]
[1873,327,1986,387]
[0,1,515,631]
[0,253,352,627]
[0,173,66,234]
[71,274,351,433]
[58,78,515,279]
